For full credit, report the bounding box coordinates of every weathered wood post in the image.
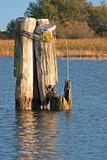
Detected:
[33,19,58,109]
[14,17,71,111]
[14,17,36,110]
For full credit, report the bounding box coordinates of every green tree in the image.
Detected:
[7,19,16,38]
[25,0,58,20]
[87,1,107,35]
[25,0,90,23]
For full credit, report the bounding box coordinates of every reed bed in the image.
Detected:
[56,38,107,51]
[56,38,107,58]
[0,38,107,59]
[0,39,14,56]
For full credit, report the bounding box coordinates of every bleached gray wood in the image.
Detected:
[14,18,59,110]
[14,17,36,110]
[33,19,58,105]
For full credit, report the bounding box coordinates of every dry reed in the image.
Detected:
[0,39,14,56]
[0,38,107,59]
[56,38,107,59]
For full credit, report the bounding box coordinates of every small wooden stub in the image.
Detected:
[46,80,72,111]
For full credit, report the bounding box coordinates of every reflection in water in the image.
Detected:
[15,111,63,160]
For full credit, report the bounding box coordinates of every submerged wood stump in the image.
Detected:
[46,80,72,111]
[14,17,36,110]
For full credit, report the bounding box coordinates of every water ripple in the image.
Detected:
[1,58,107,160]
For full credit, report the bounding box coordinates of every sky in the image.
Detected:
[0,0,106,30]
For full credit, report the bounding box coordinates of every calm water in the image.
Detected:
[0,58,107,160]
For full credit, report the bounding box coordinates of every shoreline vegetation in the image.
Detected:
[0,38,107,60]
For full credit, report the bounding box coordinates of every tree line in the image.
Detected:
[6,0,107,38]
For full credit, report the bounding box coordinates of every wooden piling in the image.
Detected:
[14,17,36,110]
[33,19,58,108]
[14,17,71,111]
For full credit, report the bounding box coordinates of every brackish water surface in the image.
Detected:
[0,57,107,160]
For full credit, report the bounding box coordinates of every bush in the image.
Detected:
[56,21,94,39]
